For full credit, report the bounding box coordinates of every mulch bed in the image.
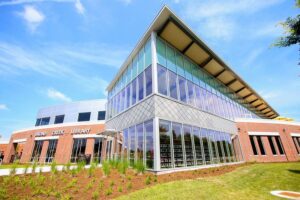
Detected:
[0,163,248,200]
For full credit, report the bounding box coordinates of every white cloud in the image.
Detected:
[18,5,45,32]
[0,41,128,94]
[75,0,85,14]
[118,0,132,5]
[0,0,74,7]
[47,88,72,102]
[0,104,8,110]
[181,0,285,41]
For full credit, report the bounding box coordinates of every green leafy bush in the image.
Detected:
[65,162,71,172]
[145,176,151,185]
[92,191,99,200]
[9,162,18,176]
[118,160,129,175]
[51,161,58,175]
[88,162,97,178]
[102,160,110,177]
[127,182,132,190]
[105,187,113,196]
[134,159,145,174]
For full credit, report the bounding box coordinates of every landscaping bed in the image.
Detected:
[0,161,245,200]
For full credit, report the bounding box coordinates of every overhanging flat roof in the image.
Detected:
[106,6,279,119]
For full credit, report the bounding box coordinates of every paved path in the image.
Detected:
[0,165,98,176]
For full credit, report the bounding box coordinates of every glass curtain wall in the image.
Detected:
[45,140,58,163]
[93,138,103,163]
[122,119,154,169]
[71,139,87,163]
[159,119,239,170]
[107,39,152,119]
[31,140,44,162]
[156,37,260,120]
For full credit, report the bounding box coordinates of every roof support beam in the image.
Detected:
[260,107,269,112]
[255,103,264,108]
[214,68,226,78]
[199,57,212,68]
[225,79,237,87]
[235,86,246,94]
[157,19,171,36]
[242,93,253,100]
[249,98,259,104]
[182,41,194,54]
[265,111,272,116]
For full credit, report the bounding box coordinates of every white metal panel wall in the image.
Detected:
[36,99,106,124]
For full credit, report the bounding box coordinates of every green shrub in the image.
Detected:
[70,167,77,177]
[105,187,113,196]
[153,175,157,182]
[102,160,110,176]
[50,161,58,175]
[118,186,123,192]
[77,160,86,172]
[65,162,72,172]
[92,191,99,200]
[134,159,145,174]
[0,188,8,199]
[98,180,104,190]
[9,162,18,176]
[23,163,30,175]
[127,182,132,190]
[88,162,97,178]
[118,160,129,175]
[32,161,37,174]
[145,176,151,185]
[110,180,114,187]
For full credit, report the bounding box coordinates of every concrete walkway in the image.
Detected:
[0,165,99,176]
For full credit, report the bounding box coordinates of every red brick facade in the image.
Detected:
[2,122,115,164]
[237,119,300,162]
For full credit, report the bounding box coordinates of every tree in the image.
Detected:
[273,0,300,47]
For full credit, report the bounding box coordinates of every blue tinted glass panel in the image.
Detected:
[157,65,168,95]
[178,76,187,103]
[168,70,178,100]
[145,65,152,96]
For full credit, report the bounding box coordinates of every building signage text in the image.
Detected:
[71,128,91,135]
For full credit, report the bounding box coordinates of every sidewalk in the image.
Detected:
[0,164,99,176]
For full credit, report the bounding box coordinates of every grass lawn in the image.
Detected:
[117,162,300,200]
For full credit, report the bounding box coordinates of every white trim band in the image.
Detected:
[35,136,59,141]
[291,133,300,137]
[248,132,279,136]
[13,139,27,143]
[73,134,104,139]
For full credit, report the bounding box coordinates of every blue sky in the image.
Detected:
[0,0,299,141]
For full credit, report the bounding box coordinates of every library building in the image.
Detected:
[2,7,300,172]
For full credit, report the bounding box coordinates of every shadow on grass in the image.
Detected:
[288,169,300,174]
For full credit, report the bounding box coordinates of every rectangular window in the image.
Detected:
[97,111,106,120]
[216,132,225,163]
[45,140,58,163]
[35,118,41,126]
[187,81,194,106]
[192,127,204,165]
[145,65,152,96]
[78,112,91,122]
[31,140,44,162]
[145,39,151,68]
[123,129,129,160]
[292,137,300,154]
[136,123,144,161]
[256,136,266,155]
[126,85,131,108]
[200,129,211,164]
[121,89,126,111]
[166,44,176,72]
[129,126,136,166]
[268,136,277,155]
[131,78,137,106]
[249,136,258,155]
[168,70,178,100]
[194,85,202,110]
[40,117,50,126]
[157,38,166,66]
[159,120,172,168]
[157,65,168,95]
[172,123,184,167]
[71,139,87,163]
[54,115,64,124]
[274,136,285,155]
[178,76,187,103]
[145,120,154,169]
[183,125,194,166]
[93,138,102,163]
[210,130,219,164]
[138,73,144,101]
